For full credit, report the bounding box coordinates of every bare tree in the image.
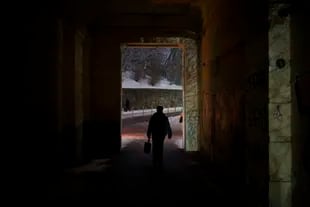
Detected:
[122,47,182,86]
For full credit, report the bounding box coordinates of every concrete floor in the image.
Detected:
[55,142,246,206]
[49,116,246,206]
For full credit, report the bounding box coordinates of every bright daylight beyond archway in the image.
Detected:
[121,43,184,149]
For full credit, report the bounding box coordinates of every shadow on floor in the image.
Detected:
[51,139,246,206]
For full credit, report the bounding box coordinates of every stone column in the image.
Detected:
[182,38,199,151]
[269,2,292,207]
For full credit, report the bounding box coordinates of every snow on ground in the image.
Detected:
[122,71,182,90]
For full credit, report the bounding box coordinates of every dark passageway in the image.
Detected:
[59,139,245,206]
[22,0,310,206]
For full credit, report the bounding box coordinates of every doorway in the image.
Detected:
[120,43,185,149]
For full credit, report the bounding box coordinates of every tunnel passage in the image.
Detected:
[23,1,310,206]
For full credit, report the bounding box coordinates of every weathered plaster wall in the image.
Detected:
[24,16,61,168]
[244,1,269,205]
[22,13,91,196]
[268,3,292,207]
[23,16,90,168]
[57,21,90,167]
[182,38,200,151]
[84,32,122,160]
[290,2,310,207]
[200,0,269,206]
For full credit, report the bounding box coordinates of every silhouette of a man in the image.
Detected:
[147,105,172,168]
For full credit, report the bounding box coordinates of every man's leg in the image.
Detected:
[152,138,164,168]
[152,139,158,167]
[157,139,164,167]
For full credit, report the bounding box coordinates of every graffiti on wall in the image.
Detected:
[246,69,268,91]
[247,106,268,129]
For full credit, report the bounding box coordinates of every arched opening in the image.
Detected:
[119,37,199,152]
[120,43,184,150]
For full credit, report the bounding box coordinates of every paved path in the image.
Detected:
[49,117,246,206]
[55,140,246,206]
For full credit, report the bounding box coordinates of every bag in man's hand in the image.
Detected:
[144,141,151,154]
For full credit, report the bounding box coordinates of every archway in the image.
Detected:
[120,37,199,151]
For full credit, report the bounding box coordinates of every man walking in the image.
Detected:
[147,105,172,169]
